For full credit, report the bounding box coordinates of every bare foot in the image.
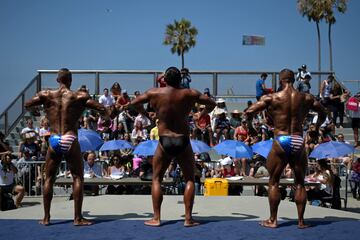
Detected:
[298,222,311,229]
[39,219,50,226]
[144,218,161,227]
[259,219,278,228]
[74,218,94,226]
[184,219,200,227]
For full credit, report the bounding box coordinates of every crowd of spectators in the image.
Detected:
[1,68,360,209]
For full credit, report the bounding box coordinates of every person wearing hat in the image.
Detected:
[296,64,311,82]
[210,98,228,130]
[203,88,215,101]
[297,73,312,94]
[214,108,231,144]
[229,110,242,139]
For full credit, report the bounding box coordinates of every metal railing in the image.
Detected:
[0,69,334,137]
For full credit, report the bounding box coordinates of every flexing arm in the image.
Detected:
[25,91,46,110]
[311,97,327,130]
[196,92,216,117]
[245,95,271,118]
[130,91,151,115]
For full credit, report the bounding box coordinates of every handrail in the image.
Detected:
[0,75,40,135]
[1,69,335,138]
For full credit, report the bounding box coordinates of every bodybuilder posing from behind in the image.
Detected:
[245,68,326,228]
[131,67,216,227]
[25,68,112,226]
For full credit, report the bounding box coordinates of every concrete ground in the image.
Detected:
[1,195,359,223]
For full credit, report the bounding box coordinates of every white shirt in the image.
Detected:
[134,114,151,128]
[98,95,114,107]
[83,161,102,178]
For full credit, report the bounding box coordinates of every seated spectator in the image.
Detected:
[150,119,160,140]
[193,105,213,146]
[220,156,235,177]
[113,122,126,140]
[220,156,242,195]
[229,110,242,140]
[131,121,148,143]
[210,98,228,131]
[214,110,230,143]
[305,123,320,155]
[331,133,352,174]
[306,159,334,204]
[116,89,131,110]
[132,155,143,174]
[134,112,151,131]
[110,82,122,100]
[139,156,153,181]
[98,88,114,107]
[106,154,127,194]
[83,151,102,196]
[97,116,112,141]
[349,158,360,200]
[234,119,250,144]
[0,152,25,209]
[253,160,269,196]
[21,118,39,137]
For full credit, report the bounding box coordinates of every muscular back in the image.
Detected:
[132,86,215,136]
[25,87,106,136]
[268,87,314,136]
[247,84,323,137]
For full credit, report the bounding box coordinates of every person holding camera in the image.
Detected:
[255,73,269,101]
[296,64,311,82]
[0,152,25,209]
[181,68,192,89]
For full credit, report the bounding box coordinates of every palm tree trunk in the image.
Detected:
[316,21,322,89]
[328,22,333,72]
[181,52,185,69]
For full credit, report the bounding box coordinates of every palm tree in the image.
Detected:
[297,0,326,81]
[163,18,198,69]
[323,0,347,72]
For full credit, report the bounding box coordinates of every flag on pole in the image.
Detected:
[242,35,265,46]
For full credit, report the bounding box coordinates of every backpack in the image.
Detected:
[346,97,359,111]
[1,192,16,211]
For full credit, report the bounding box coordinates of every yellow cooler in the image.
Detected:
[203,178,228,196]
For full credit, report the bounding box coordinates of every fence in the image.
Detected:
[13,158,348,197]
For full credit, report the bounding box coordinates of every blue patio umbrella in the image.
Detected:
[99,139,133,151]
[309,141,355,159]
[213,140,253,159]
[77,128,103,152]
[251,139,273,158]
[133,140,159,156]
[190,140,211,154]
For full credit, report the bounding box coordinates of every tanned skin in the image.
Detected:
[245,69,326,229]
[25,68,111,226]
[131,67,216,227]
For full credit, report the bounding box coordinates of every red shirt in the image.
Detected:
[196,114,210,129]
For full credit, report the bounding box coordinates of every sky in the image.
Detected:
[1,0,360,113]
